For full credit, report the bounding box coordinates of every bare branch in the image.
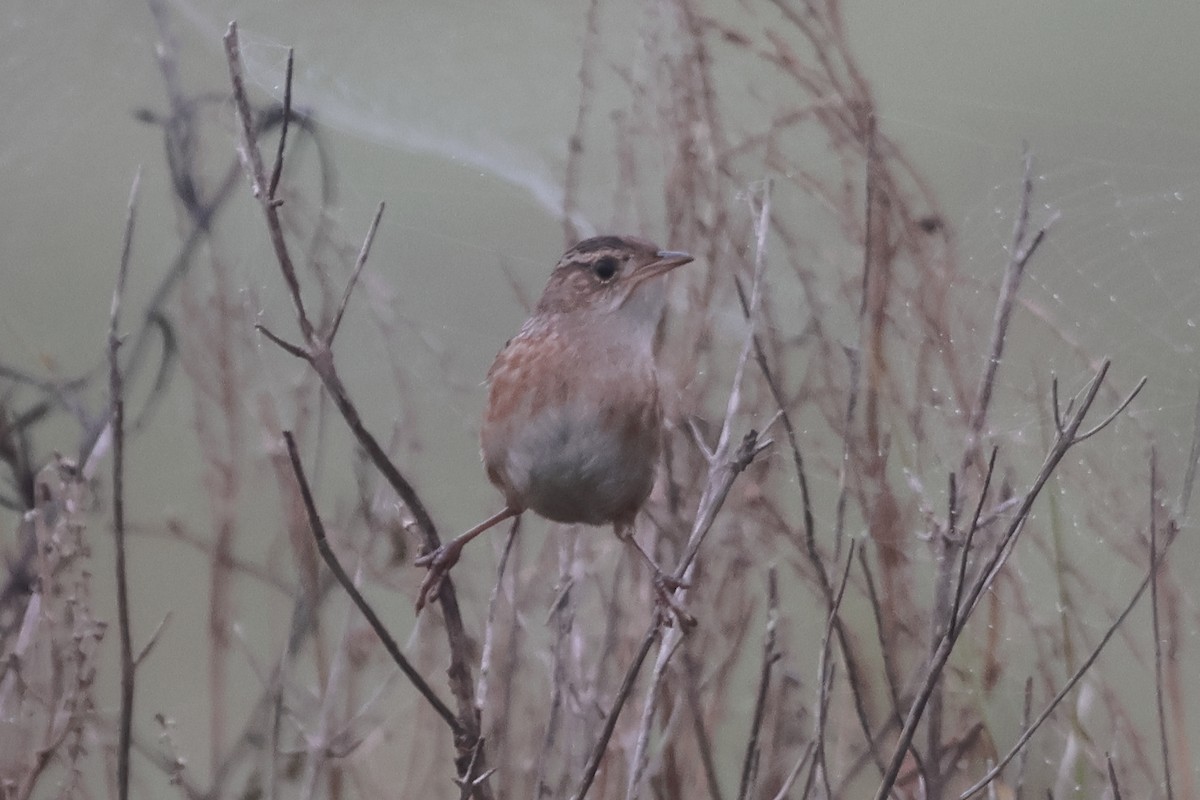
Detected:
[1149,451,1174,800]
[110,167,142,800]
[815,543,856,798]
[267,48,293,202]
[1106,754,1124,800]
[328,202,386,345]
[1179,383,1200,517]
[281,431,461,734]
[475,519,519,717]
[950,447,998,632]
[223,33,490,792]
[958,552,1163,799]
[875,360,1140,800]
[254,323,307,359]
[964,148,1059,466]
[223,22,311,341]
[1070,375,1146,443]
[736,567,781,800]
[770,742,816,800]
[960,455,1177,799]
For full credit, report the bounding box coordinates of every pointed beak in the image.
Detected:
[632,250,694,286]
[617,248,694,312]
[654,250,694,270]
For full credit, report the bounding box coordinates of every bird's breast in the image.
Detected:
[481,322,662,526]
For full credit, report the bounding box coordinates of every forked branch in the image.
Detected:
[222,24,491,798]
[874,361,1145,800]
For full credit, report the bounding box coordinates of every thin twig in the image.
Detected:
[475,519,519,717]
[110,167,141,800]
[736,182,885,781]
[875,361,1140,800]
[958,544,1167,799]
[267,48,293,201]
[281,431,461,733]
[1106,754,1124,800]
[964,452,1179,799]
[223,23,311,342]
[737,567,780,800]
[536,531,578,797]
[1149,450,1174,800]
[570,622,660,800]
[570,430,767,800]
[1014,676,1033,800]
[858,546,904,728]
[683,649,727,800]
[133,612,172,667]
[964,148,1060,468]
[925,470,961,800]
[732,188,814,565]
[814,543,856,799]
[833,344,862,559]
[627,616,686,800]
[328,202,385,345]
[1070,376,1146,443]
[456,738,488,800]
[560,0,602,245]
[223,29,490,793]
[802,661,837,800]
[1179,384,1200,517]
[950,447,998,632]
[770,742,816,800]
[858,113,877,321]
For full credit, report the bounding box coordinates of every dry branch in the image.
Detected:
[222,23,492,796]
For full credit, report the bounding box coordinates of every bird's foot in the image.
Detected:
[414,541,465,612]
[652,571,696,630]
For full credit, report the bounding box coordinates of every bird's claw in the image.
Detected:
[653,571,689,593]
[652,572,696,630]
[414,543,463,612]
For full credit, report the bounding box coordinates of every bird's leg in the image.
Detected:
[415,506,520,612]
[615,523,695,629]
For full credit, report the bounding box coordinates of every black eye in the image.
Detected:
[592,256,618,282]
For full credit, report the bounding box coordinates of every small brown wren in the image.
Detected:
[415,235,694,611]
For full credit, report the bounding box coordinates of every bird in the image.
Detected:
[415,235,694,616]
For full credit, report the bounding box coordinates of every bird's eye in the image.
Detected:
[592,256,619,282]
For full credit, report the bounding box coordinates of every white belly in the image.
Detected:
[500,400,657,525]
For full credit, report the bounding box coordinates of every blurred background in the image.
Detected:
[2,1,1199,798]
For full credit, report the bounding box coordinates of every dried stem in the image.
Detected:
[570,429,768,800]
[223,25,490,794]
[1149,450,1174,800]
[959,519,1172,799]
[814,543,856,799]
[875,361,1144,800]
[282,431,460,732]
[475,519,519,719]
[109,167,141,800]
[736,567,780,800]
[963,148,1060,467]
[1107,754,1125,800]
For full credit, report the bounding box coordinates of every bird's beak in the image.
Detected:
[654,250,694,270]
[633,250,694,286]
[617,249,694,312]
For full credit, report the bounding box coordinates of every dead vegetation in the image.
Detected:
[0,1,1193,799]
